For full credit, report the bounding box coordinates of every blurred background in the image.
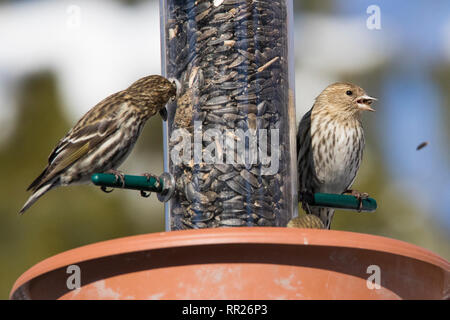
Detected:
[0,0,449,299]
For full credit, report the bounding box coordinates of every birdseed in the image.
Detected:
[161,0,295,230]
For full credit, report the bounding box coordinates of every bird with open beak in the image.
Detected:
[295,82,376,229]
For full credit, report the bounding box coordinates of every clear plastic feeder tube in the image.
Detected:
[160,0,297,230]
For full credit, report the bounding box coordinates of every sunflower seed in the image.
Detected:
[219,218,246,226]
[205,95,230,105]
[218,171,239,181]
[240,170,260,188]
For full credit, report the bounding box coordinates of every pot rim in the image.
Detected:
[10,227,450,298]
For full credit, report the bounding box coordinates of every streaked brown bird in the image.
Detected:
[297,82,376,229]
[20,75,178,214]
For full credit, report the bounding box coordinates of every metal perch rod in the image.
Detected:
[91,172,175,202]
[92,173,376,212]
[299,193,377,212]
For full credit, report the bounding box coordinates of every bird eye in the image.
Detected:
[346,90,353,96]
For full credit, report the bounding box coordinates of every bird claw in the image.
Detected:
[159,107,168,121]
[142,173,160,188]
[101,186,114,193]
[106,170,125,187]
[140,190,151,198]
[345,189,369,212]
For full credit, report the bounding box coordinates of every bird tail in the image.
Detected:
[19,181,56,215]
[308,207,335,230]
[26,167,48,191]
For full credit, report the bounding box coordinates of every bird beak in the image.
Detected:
[159,107,168,121]
[169,78,182,98]
[356,95,377,112]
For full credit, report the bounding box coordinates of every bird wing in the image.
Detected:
[27,97,129,191]
[297,109,311,162]
[297,109,321,191]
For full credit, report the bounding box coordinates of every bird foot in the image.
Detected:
[345,189,369,212]
[142,173,160,188]
[101,186,114,193]
[140,190,151,198]
[106,169,125,187]
[139,173,160,198]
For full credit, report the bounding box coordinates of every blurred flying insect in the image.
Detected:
[416,141,429,151]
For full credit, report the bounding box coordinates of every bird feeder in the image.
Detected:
[90,0,378,225]
[160,0,298,230]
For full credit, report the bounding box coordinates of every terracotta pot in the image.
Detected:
[10,228,449,300]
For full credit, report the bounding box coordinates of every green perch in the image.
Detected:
[91,172,175,202]
[92,172,377,212]
[299,192,377,212]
